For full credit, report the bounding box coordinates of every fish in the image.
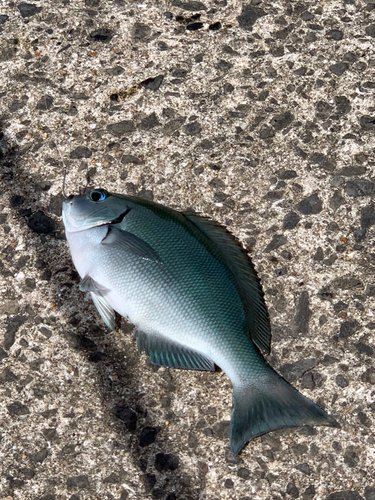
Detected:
[62,188,338,454]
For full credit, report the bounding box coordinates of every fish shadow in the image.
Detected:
[0,125,204,500]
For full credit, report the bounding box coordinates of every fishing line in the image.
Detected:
[40,81,71,198]
[41,26,86,200]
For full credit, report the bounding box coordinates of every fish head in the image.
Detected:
[62,188,132,233]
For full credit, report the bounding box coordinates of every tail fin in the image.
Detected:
[230,371,338,454]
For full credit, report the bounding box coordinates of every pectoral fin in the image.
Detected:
[101,226,162,264]
[90,292,116,330]
[79,275,110,295]
[136,331,215,371]
[79,276,115,330]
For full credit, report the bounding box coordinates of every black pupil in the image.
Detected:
[91,191,103,202]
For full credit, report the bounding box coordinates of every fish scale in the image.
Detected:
[63,189,339,453]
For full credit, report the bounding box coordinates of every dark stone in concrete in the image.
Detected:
[171,0,206,11]
[139,426,159,447]
[186,22,203,30]
[361,205,375,228]
[17,3,42,18]
[70,146,92,159]
[360,115,375,130]
[112,405,137,431]
[279,358,317,382]
[154,453,179,471]
[334,96,351,115]
[237,6,266,31]
[310,152,336,172]
[68,334,96,350]
[67,475,90,489]
[132,22,151,41]
[224,478,234,488]
[209,22,221,31]
[4,315,27,349]
[141,75,164,90]
[286,481,299,499]
[259,126,275,139]
[301,372,315,390]
[275,267,287,277]
[295,463,311,475]
[339,319,360,339]
[237,467,250,479]
[0,367,18,383]
[7,401,30,416]
[345,179,373,197]
[36,95,53,110]
[27,212,55,234]
[271,111,294,130]
[303,485,316,499]
[282,212,300,230]
[358,411,372,427]
[327,29,343,40]
[343,447,359,467]
[107,121,135,136]
[329,62,349,76]
[140,112,160,130]
[330,191,345,210]
[296,194,322,215]
[313,247,324,261]
[332,276,363,290]
[89,28,113,42]
[121,155,143,165]
[365,487,375,500]
[265,234,287,252]
[293,291,311,336]
[183,121,202,135]
[143,473,156,492]
[361,368,375,384]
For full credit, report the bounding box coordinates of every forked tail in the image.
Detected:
[230,369,338,454]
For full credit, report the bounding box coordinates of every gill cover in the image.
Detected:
[62,189,131,232]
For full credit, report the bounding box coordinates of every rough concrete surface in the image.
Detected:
[1,0,375,499]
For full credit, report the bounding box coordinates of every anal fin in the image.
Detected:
[137,331,215,371]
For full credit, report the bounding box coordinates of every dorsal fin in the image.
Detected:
[183,213,271,354]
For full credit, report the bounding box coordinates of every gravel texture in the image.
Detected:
[1,0,375,499]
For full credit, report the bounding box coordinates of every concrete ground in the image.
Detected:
[1,0,375,499]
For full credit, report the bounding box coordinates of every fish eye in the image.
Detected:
[89,189,107,202]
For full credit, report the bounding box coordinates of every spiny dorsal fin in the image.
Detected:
[183,212,271,355]
[136,331,215,371]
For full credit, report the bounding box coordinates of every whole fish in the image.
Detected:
[62,189,338,454]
